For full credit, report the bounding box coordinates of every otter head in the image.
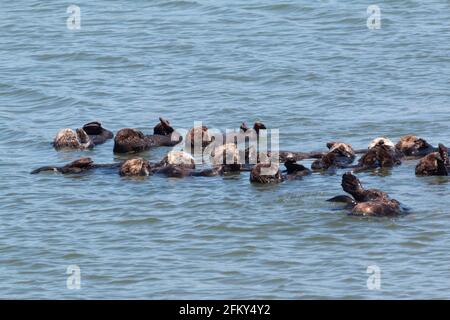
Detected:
[187,125,213,148]
[113,128,148,153]
[119,158,152,176]
[368,137,395,150]
[396,135,433,156]
[53,128,93,150]
[210,143,241,168]
[327,142,355,160]
[253,121,267,135]
[240,122,249,133]
[162,151,195,169]
[154,117,175,136]
[250,162,283,184]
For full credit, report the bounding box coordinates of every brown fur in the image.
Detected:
[119,158,151,176]
[250,163,283,184]
[53,128,94,150]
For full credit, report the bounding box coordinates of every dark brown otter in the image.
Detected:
[253,121,266,135]
[82,121,114,145]
[311,142,355,170]
[30,157,121,174]
[356,139,402,170]
[328,172,403,216]
[396,135,436,157]
[153,117,175,136]
[114,121,182,154]
[283,156,311,178]
[415,143,449,176]
[250,163,283,184]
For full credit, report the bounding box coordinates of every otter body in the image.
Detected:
[415,143,449,176]
[311,142,355,170]
[328,172,404,217]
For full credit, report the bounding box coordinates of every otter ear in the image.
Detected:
[326,142,337,150]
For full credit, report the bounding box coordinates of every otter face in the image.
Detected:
[368,137,395,150]
[163,151,195,169]
[210,143,240,167]
[250,163,283,184]
[396,135,433,156]
[114,128,148,153]
[154,117,175,136]
[253,121,267,134]
[329,142,355,159]
[53,128,93,150]
[187,126,213,148]
[119,158,151,176]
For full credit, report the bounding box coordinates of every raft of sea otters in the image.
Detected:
[32,118,450,217]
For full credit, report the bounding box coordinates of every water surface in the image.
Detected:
[1,0,450,299]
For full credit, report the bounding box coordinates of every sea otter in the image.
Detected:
[119,158,152,176]
[356,137,402,170]
[82,121,114,145]
[30,157,121,174]
[158,151,196,169]
[395,135,436,157]
[415,143,449,176]
[328,172,403,216]
[250,163,283,184]
[311,142,355,170]
[186,125,214,149]
[283,155,311,179]
[53,128,94,150]
[114,118,182,153]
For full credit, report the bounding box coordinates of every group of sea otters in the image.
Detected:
[32,118,450,217]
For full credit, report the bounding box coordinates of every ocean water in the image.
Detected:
[0,0,450,299]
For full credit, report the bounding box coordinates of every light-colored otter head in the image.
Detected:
[53,128,93,150]
[119,158,151,176]
[186,126,213,148]
[328,142,355,158]
[210,143,240,166]
[368,137,395,150]
[396,135,433,156]
[162,151,195,169]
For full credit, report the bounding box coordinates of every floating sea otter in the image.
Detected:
[53,122,113,150]
[311,142,356,170]
[186,125,214,149]
[395,135,435,157]
[415,143,449,176]
[30,157,121,175]
[283,154,311,179]
[250,163,283,184]
[328,172,404,216]
[355,137,402,171]
[114,118,182,153]
[53,128,94,150]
